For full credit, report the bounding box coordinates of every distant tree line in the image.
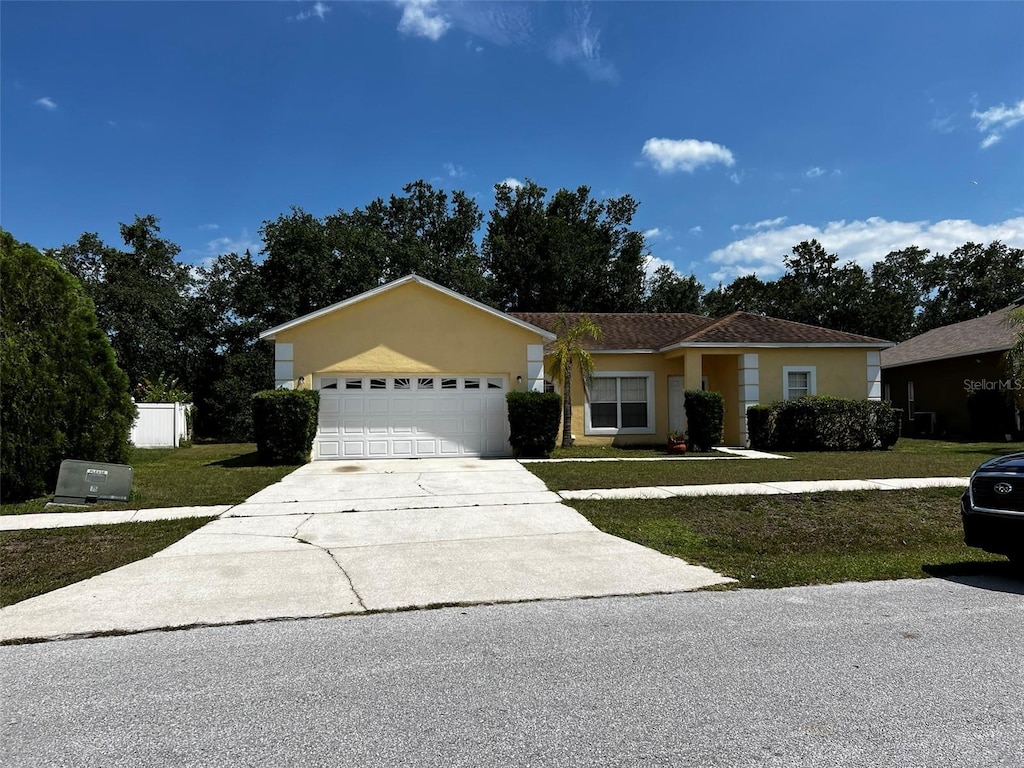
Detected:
[23,177,1023,441]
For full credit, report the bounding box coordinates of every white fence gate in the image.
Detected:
[131,402,192,448]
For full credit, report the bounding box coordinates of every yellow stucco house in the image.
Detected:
[260,275,892,460]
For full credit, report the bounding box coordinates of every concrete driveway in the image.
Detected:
[0,459,731,642]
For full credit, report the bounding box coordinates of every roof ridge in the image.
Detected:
[676,311,742,342]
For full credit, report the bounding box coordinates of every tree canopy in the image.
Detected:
[1,229,135,501]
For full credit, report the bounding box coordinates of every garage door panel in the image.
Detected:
[314,375,510,459]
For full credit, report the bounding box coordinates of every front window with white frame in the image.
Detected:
[585,373,655,435]
[782,366,817,400]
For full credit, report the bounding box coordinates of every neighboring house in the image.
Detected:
[881,300,1023,438]
[260,275,891,460]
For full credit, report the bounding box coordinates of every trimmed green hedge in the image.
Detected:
[506,391,562,458]
[684,389,724,452]
[252,389,320,465]
[747,396,901,451]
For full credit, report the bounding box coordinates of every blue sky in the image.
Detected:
[3,1,1023,288]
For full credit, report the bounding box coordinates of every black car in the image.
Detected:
[961,452,1024,563]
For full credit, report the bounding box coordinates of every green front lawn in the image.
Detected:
[571,487,1011,589]
[0,517,215,607]
[529,439,1022,491]
[1,443,299,516]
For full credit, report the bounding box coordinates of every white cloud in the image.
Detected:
[689,226,703,235]
[729,172,743,185]
[443,162,466,178]
[972,98,1024,149]
[292,1,330,21]
[731,216,789,233]
[805,166,825,178]
[643,254,676,281]
[550,3,618,84]
[708,216,1024,282]
[34,96,57,111]
[205,231,261,258]
[643,228,662,240]
[642,138,735,174]
[397,0,450,41]
[498,177,523,190]
[198,224,219,231]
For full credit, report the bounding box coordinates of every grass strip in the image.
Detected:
[0,517,214,607]
[1,443,299,516]
[569,487,1010,589]
[531,439,1021,491]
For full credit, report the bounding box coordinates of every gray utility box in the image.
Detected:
[53,459,133,505]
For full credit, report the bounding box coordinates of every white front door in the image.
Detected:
[313,374,510,459]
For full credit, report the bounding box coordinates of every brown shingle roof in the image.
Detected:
[680,312,891,345]
[509,312,715,350]
[880,305,1021,369]
[510,310,891,350]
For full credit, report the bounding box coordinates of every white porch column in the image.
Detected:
[274,342,294,390]
[737,353,760,447]
[866,350,882,400]
[527,344,545,392]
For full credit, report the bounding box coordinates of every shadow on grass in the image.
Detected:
[923,560,1024,595]
[206,452,267,469]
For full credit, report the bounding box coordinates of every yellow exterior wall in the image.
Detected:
[755,348,869,404]
[273,281,547,386]
[702,354,740,445]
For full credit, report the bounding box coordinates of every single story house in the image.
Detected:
[881,300,1023,438]
[260,275,892,460]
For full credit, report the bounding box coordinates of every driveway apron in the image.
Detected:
[0,459,730,641]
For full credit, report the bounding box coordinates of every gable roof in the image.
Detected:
[509,312,714,351]
[881,304,1021,369]
[511,310,891,351]
[260,275,556,341]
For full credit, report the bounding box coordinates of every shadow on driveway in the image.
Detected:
[923,560,1024,595]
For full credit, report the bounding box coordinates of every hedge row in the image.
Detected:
[748,396,901,451]
[252,389,320,464]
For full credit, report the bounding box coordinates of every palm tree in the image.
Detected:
[547,315,602,449]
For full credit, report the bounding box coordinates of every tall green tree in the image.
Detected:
[864,246,930,341]
[1,229,135,501]
[702,274,777,317]
[916,241,1024,333]
[547,316,602,449]
[644,265,704,313]
[483,179,647,312]
[772,240,872,333]
[1005,306,1024,412]
[54,214,194,390]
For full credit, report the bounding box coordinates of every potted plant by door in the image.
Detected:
[667,431,687,454]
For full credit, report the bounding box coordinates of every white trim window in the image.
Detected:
[782,366,817,400]
[585,372,655,435]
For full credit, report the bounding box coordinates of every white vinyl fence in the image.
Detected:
[131,402,192,448]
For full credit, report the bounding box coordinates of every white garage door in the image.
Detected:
[313,375,511,460]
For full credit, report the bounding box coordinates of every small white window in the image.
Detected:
[320,377,339,390]
[782,366,817,401]
[486,378,504,390]
[394,377,410,390]
[370,378,386,390]
[907,381,915,418]
[464,378,481,389]
[441,378,458,390]
[345,378,363,390]
[418,377,435,390]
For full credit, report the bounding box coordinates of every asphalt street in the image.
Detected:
[2,576,1022,768]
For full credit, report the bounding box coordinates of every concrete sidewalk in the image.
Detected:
[560,476,970,500]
